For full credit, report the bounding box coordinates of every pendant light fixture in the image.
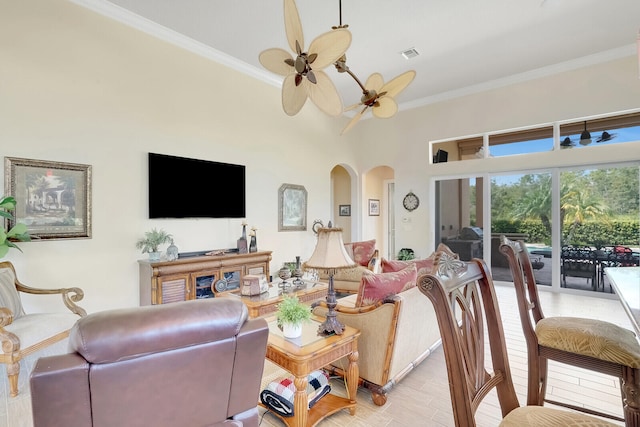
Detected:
[579,121,592,146]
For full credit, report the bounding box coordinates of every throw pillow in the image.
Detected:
[356,264,417,307]
[381,258,434,275]
[343,242,355,262]
[351,239,376,266]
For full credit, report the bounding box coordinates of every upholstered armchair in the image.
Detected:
[0,261,86,397]
[30,298,269,427]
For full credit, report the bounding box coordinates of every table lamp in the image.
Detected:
[305,224,356,335]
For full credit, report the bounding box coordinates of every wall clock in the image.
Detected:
[403,192,419,212]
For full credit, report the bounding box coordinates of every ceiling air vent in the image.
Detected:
[401,48,419,60]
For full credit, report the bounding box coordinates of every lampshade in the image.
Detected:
[305,227,356,270]
[306,226,355,335]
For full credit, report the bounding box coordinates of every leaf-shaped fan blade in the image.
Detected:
[308,29,352,69]
[307,70,343,117]
[372,96,398,119]
[380,70,416,99]
[259,48,294,76]
[284,0,304,54]
[282,73,307,116]
[364,73,384,92]
[341,107,368,135]
[344,102,362,112]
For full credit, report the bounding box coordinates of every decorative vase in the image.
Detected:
[237,223,248,254]
[249,232,257,253]
[282,322,302,339]
[292,255,304,286]
[148,251,161,262]
[166,240,179,261]
[278,266,292,282]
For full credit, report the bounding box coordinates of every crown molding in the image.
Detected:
[71,0,635,115]
[69,0,282,89]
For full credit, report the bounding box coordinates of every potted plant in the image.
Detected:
[136,228,173,261]
[0,196,30,258]
[397,248,415,261]
[276,295,311,339]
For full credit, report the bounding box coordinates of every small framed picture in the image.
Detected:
[368,199,380,216]
[339,204,351,216]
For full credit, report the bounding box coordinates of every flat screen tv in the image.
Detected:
[148,152,246,219]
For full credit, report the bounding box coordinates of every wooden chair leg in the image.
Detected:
[7,361,20,397]
[537,356,549,406]
[527,353,541,406]
[622,367,640,427]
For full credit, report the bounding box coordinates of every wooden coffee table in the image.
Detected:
[262,316,360,427]
[225,280,328,318]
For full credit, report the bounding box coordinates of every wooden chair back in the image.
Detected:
[499,236,545,334]
[417,250,519,427]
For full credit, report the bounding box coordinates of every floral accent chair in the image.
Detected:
[0,261,86,397]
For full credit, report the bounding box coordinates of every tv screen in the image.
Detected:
[148,152,246,219]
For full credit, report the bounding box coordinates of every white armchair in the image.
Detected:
[0,261,86,397]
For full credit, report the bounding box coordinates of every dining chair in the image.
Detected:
[500,236,640,426]
[417,249,620,427]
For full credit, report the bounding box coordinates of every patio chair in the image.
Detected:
[500,236,640,426]
[560,245,598,289]
[600,248,640,292]
[417,248,619,427]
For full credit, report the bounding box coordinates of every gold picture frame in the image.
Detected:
[278,183,307,231]
[4,157,92,240]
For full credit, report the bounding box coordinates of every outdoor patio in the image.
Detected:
[491,256,615,293]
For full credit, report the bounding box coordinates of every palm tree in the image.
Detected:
[561,176,609,245]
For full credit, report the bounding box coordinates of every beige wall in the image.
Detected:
[0,0,359,313]
[2,0,639,313]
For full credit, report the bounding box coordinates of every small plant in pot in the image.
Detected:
[0,196,30,258]
[136,228,173,261]
[276,295,311,339]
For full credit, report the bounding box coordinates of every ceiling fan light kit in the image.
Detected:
[259,0,416,134]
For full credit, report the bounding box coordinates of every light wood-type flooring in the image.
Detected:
[259,281,630,427]
[3,281,632,427]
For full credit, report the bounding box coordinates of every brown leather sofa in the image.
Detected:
[29,298,268,427]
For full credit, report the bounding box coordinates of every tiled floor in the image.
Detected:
[3,281,632,427]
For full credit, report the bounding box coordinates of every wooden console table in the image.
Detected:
[138,251,272,305]
[262,316,359,427]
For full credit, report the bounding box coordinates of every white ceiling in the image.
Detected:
[76,0,640,111]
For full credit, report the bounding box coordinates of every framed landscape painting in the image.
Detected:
[4,157,92,239]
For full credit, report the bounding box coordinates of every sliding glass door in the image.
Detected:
[435,163,639,294]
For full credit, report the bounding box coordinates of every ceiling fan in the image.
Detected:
[340,71,416,135]
[259,0,416,134]
[259,0,351,117]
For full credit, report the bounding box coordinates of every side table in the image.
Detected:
[262,316,360,427]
